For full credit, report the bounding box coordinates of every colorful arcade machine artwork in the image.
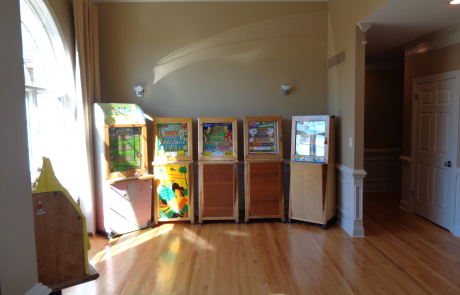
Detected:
[152,117,194,226]
[109,127,143,173]
[155,122,189,157]
[202,122,233,157]
[154,164,192,221]
[247,121,279,156]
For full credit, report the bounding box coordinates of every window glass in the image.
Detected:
[20,0,76,196]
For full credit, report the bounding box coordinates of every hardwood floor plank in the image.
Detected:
[64,192,460,295]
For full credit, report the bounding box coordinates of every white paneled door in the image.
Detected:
[412,73,459,230]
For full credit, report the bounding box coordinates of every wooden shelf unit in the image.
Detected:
[197,117,239,224]
[243,116,285,223]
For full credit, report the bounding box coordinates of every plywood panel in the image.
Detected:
[33,191,86,286]
[289,163,324,223]
[202,163,235,217]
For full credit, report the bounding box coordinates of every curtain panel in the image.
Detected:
[73,0,100,234]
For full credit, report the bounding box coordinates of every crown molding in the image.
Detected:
[402,22,460,59]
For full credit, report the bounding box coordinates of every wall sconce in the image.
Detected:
[450,0,460,4]
[134,86,144,97]
[281,84,292,96]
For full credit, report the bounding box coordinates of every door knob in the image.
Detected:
[445,161,452,167]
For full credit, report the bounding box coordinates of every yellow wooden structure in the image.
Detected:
[32,158,98,290]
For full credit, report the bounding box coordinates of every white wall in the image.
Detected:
[0,0,39,294]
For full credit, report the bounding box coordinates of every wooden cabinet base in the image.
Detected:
[198,162,239,224]
[288,162,336,228]
[244,160,285,223]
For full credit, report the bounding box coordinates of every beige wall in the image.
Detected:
[403,43,460,156]
[96,2,328,161]
[328,0,388,169]
[0,1,39,294]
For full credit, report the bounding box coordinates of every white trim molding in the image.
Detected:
[24,283,51,295]
[399,155,411,211]
[336,164,367,237]
[399,155,411,163]
[454,168,460,238]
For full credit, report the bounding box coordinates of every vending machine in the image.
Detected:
[288,115,336,229]
[243,116,285,223]
[94,103,154,238]
[152,117,194,225]
[197,117,239,225]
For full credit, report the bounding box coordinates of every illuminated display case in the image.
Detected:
[243,116,285,223]
[197,117,239,224]
[152,118,194,225]
[288,115,336,229]
[94,103,153,238]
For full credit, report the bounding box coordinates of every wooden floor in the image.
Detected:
[64,192,460,295]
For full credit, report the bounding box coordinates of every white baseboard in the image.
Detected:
[336,164,366,237]
[399,199,410,211]
[24,283,51,295]
[452,227,460,238]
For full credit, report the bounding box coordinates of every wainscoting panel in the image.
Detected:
[336,164,366,237]
[364,149,402,192]
[400,155,411,211]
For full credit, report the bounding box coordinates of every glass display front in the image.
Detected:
[294,120,327,162]
[202,122,233,156]
[247,121,279,155]
[155,122,189,157]
[109,127,143,172]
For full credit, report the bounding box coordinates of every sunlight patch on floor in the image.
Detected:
[225,229,250,237]
[90,224,175,264]
[181,227,215,251]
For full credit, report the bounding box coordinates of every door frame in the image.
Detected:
[410,70,460,236]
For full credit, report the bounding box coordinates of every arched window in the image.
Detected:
[21,0,78,197]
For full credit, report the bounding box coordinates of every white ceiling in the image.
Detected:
[361,0,460,59]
